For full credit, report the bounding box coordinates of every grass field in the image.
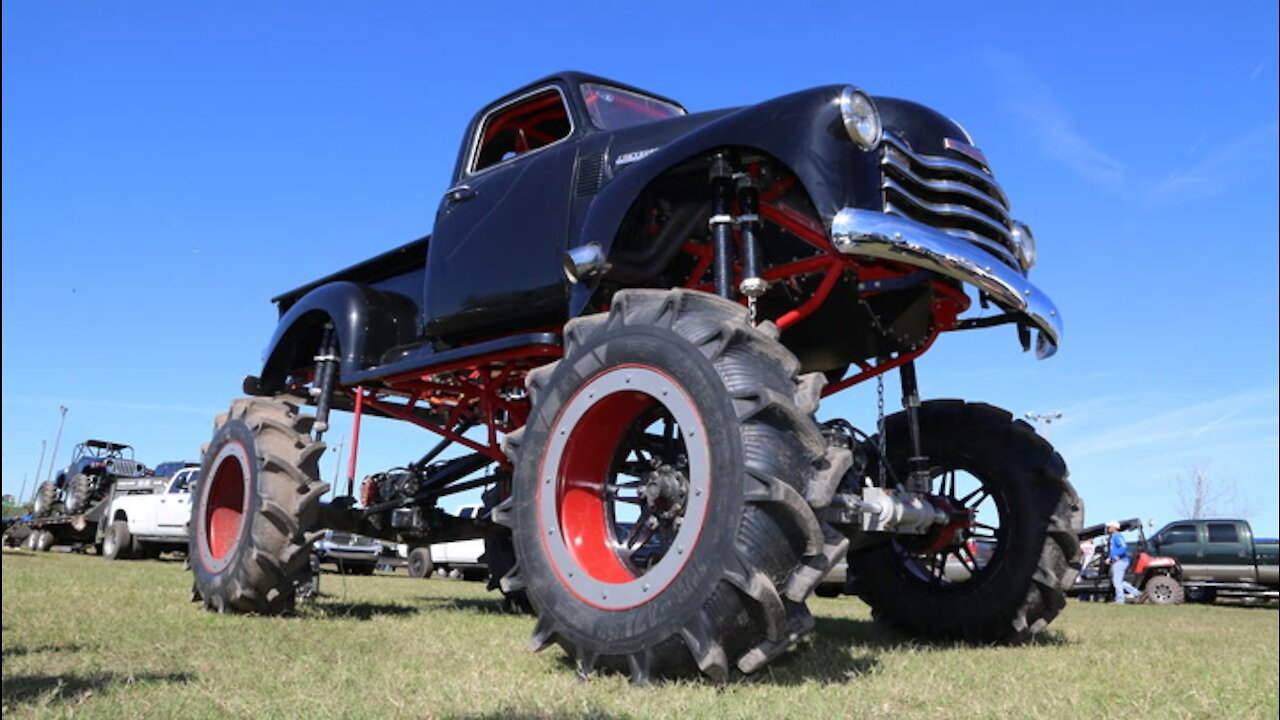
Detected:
[2,549,1277,719]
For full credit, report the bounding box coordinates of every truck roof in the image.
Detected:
[85,440,132,452]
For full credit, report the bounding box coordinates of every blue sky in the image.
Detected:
[3,2,1276,536]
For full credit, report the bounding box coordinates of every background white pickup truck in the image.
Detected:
[99,466,199,560]
[430,504,486,578]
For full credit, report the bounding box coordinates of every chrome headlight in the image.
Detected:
[839,86,881,150]
[1011,221,1037,271]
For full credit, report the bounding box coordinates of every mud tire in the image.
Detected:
[103,520,133,560]
[34,530,55,552]
[483,530,533,613]
[33,481,60,518]
[848,400,1083,643]
[190,396,328,614]
[502,289,850,682]
[63,474,94,514]
[1142,575,1184,605]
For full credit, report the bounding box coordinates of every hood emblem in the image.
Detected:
[944,138,989,169]
[615,148,658,166]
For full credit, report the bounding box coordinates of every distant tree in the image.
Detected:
[2,498,33,517]
[1174,464,1246,519]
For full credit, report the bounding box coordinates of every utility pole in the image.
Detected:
[1024,411,1063,439]
[47,406,69,483]
[30,439,47,501]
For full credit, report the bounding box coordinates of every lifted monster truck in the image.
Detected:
[32,440,150,517]
[190,72,1082,682]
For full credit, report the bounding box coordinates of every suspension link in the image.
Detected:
[311,323,339,442]
[736,174,767,323]
[898,361,930,494]
[709,153,736,300]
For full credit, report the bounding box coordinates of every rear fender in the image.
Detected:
[259,281,419,391]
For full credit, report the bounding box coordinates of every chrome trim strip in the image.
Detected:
[882,152,1010,221]
[883,135,1009,207]
[831,208,1061,358]
[882,178,1014,244]
[884,202,1021,270]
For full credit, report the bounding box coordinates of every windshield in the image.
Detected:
[581,83,684,131]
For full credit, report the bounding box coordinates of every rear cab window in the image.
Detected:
[469,87,572,174]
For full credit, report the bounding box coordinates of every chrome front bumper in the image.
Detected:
[831,208,1062,359]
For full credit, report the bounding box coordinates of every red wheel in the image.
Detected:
[190,397,328,614]
[538,365,711,609]
[505,289,850,682]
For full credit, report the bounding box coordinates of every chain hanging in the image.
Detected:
[876,372,886,487]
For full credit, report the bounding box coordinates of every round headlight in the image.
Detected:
[1011,221,1037,271]
[839,86,881,150]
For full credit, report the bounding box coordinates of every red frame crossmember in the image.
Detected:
[345,343,562,470]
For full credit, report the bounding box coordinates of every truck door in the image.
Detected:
[1156,522,1207,580]
[1204,521,1252,582]
[157,469,196,533]
[425,85,575,341]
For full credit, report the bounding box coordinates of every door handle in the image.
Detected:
[445,186,477,203]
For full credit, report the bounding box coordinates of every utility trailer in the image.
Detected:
[15,467,198,558]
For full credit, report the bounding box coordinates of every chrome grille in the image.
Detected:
[880,133,1020,271]
[105,459,148,478]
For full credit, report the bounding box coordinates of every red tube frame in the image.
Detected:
[337,176,974,474]
[343,342,562,470]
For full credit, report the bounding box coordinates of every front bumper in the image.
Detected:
[315,545,382,563]
[831,208,1062,359]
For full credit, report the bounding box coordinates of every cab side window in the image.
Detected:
[1207,523,1238,543]
[1160,524,1198,545]
[471,88,571,173]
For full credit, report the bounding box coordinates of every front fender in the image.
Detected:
[569,85,883,316]
[259,281,418,390]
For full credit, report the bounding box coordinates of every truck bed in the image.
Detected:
[272,236,429,313]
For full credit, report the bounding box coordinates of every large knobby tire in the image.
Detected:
[848,400,1083,643]
[102,520,133,560]
[483,529,533,613]
[190,396,328,614]
[22,529,41,551]
[33,481,60,518]
[63,474,94,514]
[35,530,55,552]
[502,289,850,683]
[1142,575,1184,605]
[407,547,434,579]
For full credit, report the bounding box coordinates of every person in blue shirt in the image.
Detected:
[1106,520,1142,604]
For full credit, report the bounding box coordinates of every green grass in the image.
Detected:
[3,549,1277,719]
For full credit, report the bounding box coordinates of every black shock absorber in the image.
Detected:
[898,361,930,494]
[736,175,767,301]
[709,154,736,300]
[311,323,339,442]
